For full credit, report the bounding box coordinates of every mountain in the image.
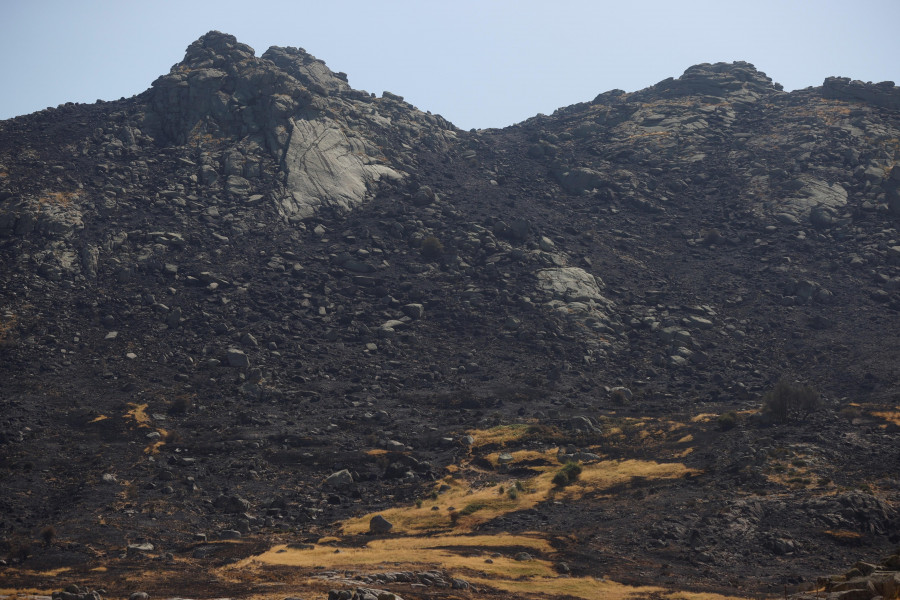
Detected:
[1,31,899,600]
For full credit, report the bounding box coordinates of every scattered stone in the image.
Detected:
[369,515,393,534]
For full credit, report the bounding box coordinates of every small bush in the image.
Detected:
[415,498,423,508]
[717,411,738,431]
[38,525,56,546]
[168,395,192,415]
[8,538,30,562]
[420,236,444,260]
[459,501,487,516]
[507,487,519,500]
[553,462,583,487]
[762,379,821,423]
[839,406,861,421]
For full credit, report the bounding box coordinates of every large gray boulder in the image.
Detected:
[324,469,354,489]
[536,267,608,303]
[279,118,402,219]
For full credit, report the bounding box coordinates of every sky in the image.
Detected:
[1,0,898,130]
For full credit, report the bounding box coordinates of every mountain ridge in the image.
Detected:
[1,30,899,600]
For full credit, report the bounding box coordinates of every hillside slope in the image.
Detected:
[1,31,899,599]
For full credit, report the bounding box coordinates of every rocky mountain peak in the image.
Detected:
[638,60,781,102]
[261,45,351,96]
[180,30,256,69]
[1,32,899,600]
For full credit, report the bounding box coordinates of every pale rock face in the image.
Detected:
[782,176,847,216]
[536,267,609,304]
[280,118,403,219]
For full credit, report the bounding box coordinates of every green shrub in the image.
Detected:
[459,501,487,516]
[552,462,583,487]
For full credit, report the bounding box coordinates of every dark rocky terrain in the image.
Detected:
[1,31,899,600]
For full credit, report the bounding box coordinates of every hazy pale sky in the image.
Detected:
[1,0,897,130]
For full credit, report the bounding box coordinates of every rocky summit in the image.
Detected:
[1,31,899,600]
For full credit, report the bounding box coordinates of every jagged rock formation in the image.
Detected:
[0,32,899,598]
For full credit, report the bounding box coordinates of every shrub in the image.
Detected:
[552,462,583,487]
[717,411,738,431]
[38,525,56,546]
[507,487,519,500]
[762,379,821,423]
[460,501,487,516]
[168,395,192,415]
[420,236,444,260]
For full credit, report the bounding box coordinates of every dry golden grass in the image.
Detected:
[238,534,554,579]
[125,403,151,427]
[466,424,531,447]
[824,529,863,541]
[691,413,717,423]
[467,575,666,600]
[871,410,900,427]
[475,570,746,600]
[0,589,55,598]
[342,453,694,534]
[341,476,535,534]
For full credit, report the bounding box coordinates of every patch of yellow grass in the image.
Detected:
[824,529,863,541]
[677,434,694,444]
[554,458,695,500]
[691,413,717,423]
[0,589,54,597]
[871,410,900,427]
[366,449,388,456]
[238,534,554,579]
[484,449,554,467]
[341,476,536,534]
[467,575,665,600]
[467,424,530,447]
[342,454,695,534]
[464,576,747,600]
[89,415,109,423]
[125,403,150,427]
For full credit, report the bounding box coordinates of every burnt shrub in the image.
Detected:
[717,411,738,431]
[38,525,56,546]
[420,236,444,260]
[762,379,821,423]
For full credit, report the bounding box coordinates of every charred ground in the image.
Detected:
[1,32,899,599]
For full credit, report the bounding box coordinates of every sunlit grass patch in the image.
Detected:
[484,449,554,467]
[467,424,531,447]
[468,575,665,600]
[341,476,536,534]
[343,454,694,534]
[469,575,749,600]
[0,588,55,598]
[691,413,717,423]
[125,403,150,427]
[871,410,900,427]
[824,529,864,542]
[237,534,555,579]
